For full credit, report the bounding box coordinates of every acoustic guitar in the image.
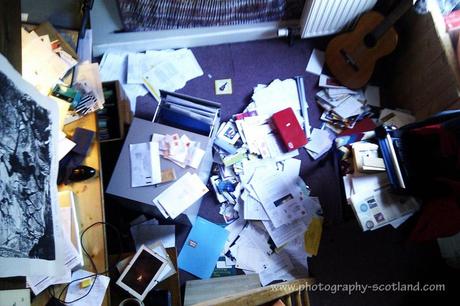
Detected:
[325,0,416,89]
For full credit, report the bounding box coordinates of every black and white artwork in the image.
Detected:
[0,54,64,277]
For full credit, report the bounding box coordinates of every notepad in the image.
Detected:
[178,217,229,279]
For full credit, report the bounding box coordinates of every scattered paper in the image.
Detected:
[143,49,203,101]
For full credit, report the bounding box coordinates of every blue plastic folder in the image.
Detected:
[178,217,229,279]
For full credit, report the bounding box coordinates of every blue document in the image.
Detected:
[178,217,229,279]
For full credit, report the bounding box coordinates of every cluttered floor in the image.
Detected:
[100,38,459,306]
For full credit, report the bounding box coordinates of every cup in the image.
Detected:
[119,298,145,306]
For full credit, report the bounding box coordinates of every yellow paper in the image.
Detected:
[304,217,323,256]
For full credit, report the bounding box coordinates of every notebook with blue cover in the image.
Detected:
[178,217,229,279]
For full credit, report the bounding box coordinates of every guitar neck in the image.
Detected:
[371,0,414,40]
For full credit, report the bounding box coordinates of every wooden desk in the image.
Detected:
[32,112,109,305]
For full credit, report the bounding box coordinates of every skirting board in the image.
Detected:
[91,0,298,56]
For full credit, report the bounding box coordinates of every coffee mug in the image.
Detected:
[119,298,145,306]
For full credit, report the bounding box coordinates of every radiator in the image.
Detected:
[300,0,377,38]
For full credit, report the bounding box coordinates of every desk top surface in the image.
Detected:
[32,112,109,306]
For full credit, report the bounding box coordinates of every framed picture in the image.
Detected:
[116,245,168,301]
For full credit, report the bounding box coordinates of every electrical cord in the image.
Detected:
[46,221,123,304]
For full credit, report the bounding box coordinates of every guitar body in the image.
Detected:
[325,11,399,89]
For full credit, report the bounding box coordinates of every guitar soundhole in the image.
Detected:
[364,34,377,48]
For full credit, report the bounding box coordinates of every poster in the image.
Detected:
[0,54,65,277]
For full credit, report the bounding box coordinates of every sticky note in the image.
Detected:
[215,79,232,95]
[80,278,92,288]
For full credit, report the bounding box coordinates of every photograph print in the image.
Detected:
[0,54,64,277]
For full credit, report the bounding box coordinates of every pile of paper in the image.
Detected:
[21,27,77,94]
[129,133,205,188]
[315,75,376,133]
[340,140,419,231]
[26,191,83,295]
[204,79,324,285]
[99,48,203,113]
[153,133,205,169]
[349,184,420,231]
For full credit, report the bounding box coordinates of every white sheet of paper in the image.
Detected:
[280,237,309,279]
[27,236,78,295]
[130,142,162,187]
[250,169,306,227]
[58,136,76,161]
[262,218,308,248]
[77,29,92,64]
[234,245,268,272]
[258,252,294,286]
[143,49,203,101]
[306,49,325,75]
[99,51,127,82]
[305,128,335,159]
[252,79,301,116]
[22,29,73,94]
[65,270,110,306]
[153,172,208,219]
[223,218,247,253]
[243,194,269,221]
[122,83,148,113]
[333,96,363,119]
[351,172,388,195]
[0,289,30,306]
[127,53,146,84]
[58,191,84,266]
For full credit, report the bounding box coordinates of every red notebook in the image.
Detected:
[272,107,307,151]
